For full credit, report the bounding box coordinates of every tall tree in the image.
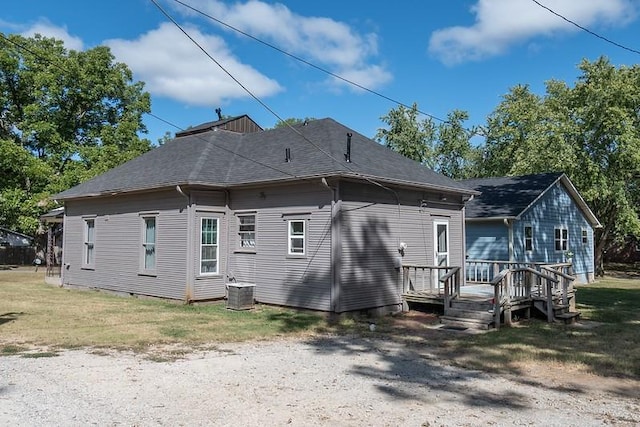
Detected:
[480,57,640,269]
[0,33,152,234]
[433,110,481,179]
[375,103,437,167]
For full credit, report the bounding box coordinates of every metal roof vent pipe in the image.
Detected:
[345,132,352,162]
[285,147,291,162]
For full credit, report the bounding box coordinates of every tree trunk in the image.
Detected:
[594,228,609,277]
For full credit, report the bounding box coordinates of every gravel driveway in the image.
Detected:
[2,336,638,426]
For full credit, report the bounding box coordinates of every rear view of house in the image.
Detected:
[462,172,601,283]
[55,116,477,314]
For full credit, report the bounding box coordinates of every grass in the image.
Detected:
[427,275,640,379]
[0,270,361,356]
[1,268,638,379]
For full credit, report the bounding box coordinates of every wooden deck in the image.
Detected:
[401,263,580,329]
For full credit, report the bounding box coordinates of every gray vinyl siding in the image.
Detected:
[63,190,188,300]
[516,182,595,283]
[466,221,510,260]
[339,182,465,312]
[227,184,333,311]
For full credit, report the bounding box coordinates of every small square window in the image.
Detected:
[238,214,256,249]
[555,227,568,251]
[288,220,305,255]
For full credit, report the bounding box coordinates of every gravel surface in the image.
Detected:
[2,336,638,426]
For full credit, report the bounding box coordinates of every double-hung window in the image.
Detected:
[582,229,588,245]
[83,218,95,267]
[555,227,568,251]
[141,216,156,272]
[288,220,305,255]
[238,214,256,249]
[200,217,219,275]
[524,225,533,252]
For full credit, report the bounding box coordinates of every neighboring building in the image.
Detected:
[0,227,33,247]
[54,117,477,314]
[461,172,601,283]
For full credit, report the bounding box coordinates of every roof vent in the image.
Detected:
[285,148,291,162]
[215,107,222,120]
[345,133,352,163]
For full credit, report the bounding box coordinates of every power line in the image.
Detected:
[0,32,299,179]
[169,0,458,127]
[531,0,640,55]
[149,0,403,201]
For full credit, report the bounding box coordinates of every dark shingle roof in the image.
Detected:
[55,118,476,200]
[460,172,564,218]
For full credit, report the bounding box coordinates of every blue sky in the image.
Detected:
[2,0,640,145]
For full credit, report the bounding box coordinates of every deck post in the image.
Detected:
[504,271,512,326]
[546,278,554,323]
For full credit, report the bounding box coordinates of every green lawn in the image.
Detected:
[428,275,640,379]
[0,270,358,356]
[1,268,638,379]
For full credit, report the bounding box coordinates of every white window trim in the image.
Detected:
[82,217,95,269]
[524,224,533,252]
[140,215,157,275]
[200,217,219,276]
[582,228,588,245]
[288,219,306,256]
[555,227,568,252]
[237,213,256,251]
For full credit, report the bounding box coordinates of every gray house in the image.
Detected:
[54,116,477,314]
[461,172,601,283]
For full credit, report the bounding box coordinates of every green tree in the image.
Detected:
[480,57,640,269]
[375,103,437,166]
[433,110,481,179]
[0,33,152,234]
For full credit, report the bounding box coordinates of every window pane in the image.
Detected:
[201,260,217,273]
[555,228,560,240]
[201,245,217,260]
[290,221,304,235]
[86,244,94,265]
[145,245,155,269]
[562,229,567,240]
[290,237,304,253]
[525,226,532,238]
[437,224,447,252]
[86,220,94,242]
[145,218,156,243]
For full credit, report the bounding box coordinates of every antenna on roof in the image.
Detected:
[215,108,222,120]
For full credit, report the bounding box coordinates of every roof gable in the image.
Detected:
[461,172,600,227]
[55,118,476,200]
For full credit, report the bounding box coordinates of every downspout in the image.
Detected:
[321,178,341,313]
[176,185,193,303]
[224,189,232,285]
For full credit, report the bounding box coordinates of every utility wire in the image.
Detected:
[169,0,461,128]
[0,32,299,179]
[150,0,403,202]
[531,0,640,55]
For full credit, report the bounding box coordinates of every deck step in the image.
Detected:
[450,299,493,311]
[445,307,494,321]
[440,316,492,330]
[555,311,581,324]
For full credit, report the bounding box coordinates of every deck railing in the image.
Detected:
[401,264,458,295]
[490,266,574,329]
[466,259,572,284]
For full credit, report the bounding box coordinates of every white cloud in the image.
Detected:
[429,0,637,65]
[105,23,282,107]
[174,0,392,90]
[20,20,84,51]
